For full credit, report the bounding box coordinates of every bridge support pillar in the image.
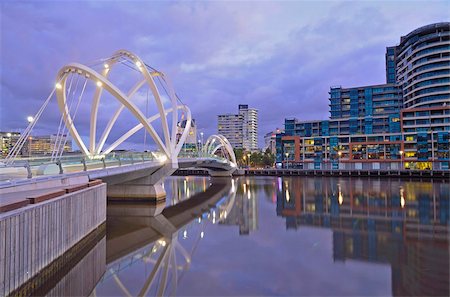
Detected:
[107,164,177,201]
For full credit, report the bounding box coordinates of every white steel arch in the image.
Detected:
[54,50,191,161]
[203,134,237,166]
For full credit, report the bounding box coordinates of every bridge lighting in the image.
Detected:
[135,61,142,67]
[55,82,62,89]
[96,81,103,87]
[183,230,187,239]
[6,133,11,137]
[157,155,167,163]
[200,231,204,238]
[103,63,109,69]
[27,116,34,123]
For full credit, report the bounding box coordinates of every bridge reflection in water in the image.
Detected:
[276,177,449,297]
[93,176,237,296]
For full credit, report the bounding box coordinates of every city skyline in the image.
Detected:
[1,1,449,149]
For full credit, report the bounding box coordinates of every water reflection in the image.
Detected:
[94,177,236,296]
[35,176,448,296]
[276,177,449,296]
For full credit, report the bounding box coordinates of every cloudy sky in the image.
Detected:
[1,0,449,149]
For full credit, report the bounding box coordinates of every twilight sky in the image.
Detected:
[0,0,449,150]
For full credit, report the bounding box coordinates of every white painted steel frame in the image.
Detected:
[54,50,192,161]
[204,134,237,166]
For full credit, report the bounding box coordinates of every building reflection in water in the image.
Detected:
[276,177,449,296]
[219,178,259,235]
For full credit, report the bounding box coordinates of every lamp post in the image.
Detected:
[399,150,404,170]
[338,151,342,170]
[197,139,201,157]
[430,130,435,170]
[247,153,251,168]
[200,132,204,157]
[285,152,289,169]
[27,116,34,157]
[243,155,246,168]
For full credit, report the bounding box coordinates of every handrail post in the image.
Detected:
[25,161,32,179]
[102,157,106,169]
[118,156,122,166]
[141,154,145,163]
[81,158,87,171]
[56,160,64,174]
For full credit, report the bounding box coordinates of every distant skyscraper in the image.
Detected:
[217,104,258,151]
[239,104,258,151]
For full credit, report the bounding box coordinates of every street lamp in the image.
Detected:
[338,151,342,170]
[200,132,204,157]
[197,140,201,157]
[399,150,404,170]
[247,153,251,168]
[27,116,34,157]
[285,152,289,169]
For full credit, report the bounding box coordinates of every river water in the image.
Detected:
[47,176,450,296]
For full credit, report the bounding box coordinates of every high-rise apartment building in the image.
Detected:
[218,105,258,151]
[218,113,244,149]
[277,22,450,171]
[239,105,258,151]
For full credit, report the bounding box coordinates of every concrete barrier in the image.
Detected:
[0,183,106,296]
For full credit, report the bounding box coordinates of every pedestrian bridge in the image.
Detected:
[0,49,237,200]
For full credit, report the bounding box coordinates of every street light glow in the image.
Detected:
[27,116,34,123]
[96,81,103,87]
[55,83,62,89]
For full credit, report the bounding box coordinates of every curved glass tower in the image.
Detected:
[395,22,450,109]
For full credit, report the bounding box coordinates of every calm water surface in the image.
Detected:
[55,176,450,296]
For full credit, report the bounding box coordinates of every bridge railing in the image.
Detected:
[0,151,160,182]
[0,151,231,182]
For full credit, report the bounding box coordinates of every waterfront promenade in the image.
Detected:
[175,167,450,179]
